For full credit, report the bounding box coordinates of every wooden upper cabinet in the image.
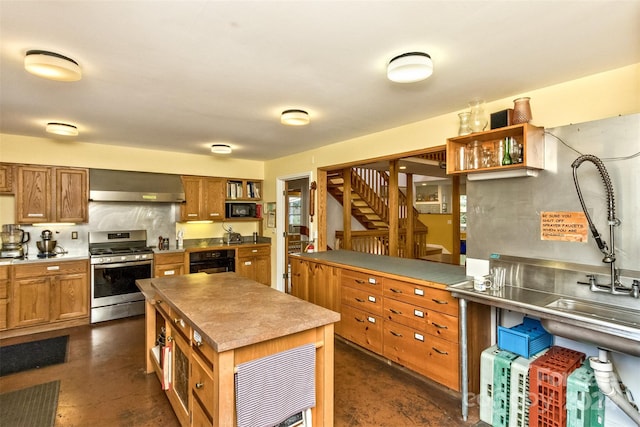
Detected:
[0,163,15,193]
[56,168,88,223]
[203,177,225,220]
[180,176,225,221]
[16,165,88,224]
[17,165,53,223]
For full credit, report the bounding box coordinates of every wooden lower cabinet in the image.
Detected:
[236,245,271,286]
[291,256,490,393]
[154,252,186,278]
[5,260,89,335]
[0,265,9,329]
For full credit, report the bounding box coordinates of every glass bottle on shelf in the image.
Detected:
[469,100,488,132]
[458,112,472,136]
[469,140,481,169]
[502,137,512,165]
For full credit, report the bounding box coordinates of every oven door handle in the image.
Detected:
[93,260,153,269]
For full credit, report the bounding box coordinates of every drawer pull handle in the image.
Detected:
[28,213,44,217]
[389,288,402,294]
[355,279,365,284]
[187,213,198,217]
[195,382,204,389]
[432,299,448,305]
[174,318,185,328]
[355,297,365,303]
[389,308,402,315]
[390,330,403,337]
[167,336,174,342]
[164,270,175,275]
[47,266,60,271]
[432,322,448,329]
[194,341,203,347]
[432,347,448,355]
[355,317,365,323]
[251,249,258,253]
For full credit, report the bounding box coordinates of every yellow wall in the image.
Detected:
[418,214,454,253]
[263,64,640,238]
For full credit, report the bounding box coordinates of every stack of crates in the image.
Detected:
[480,345,501,424]
[509,348,549,427]
[492,350,520,426]
[529,346,586,427]
[566,362,605,427]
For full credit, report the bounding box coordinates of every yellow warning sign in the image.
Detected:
[541,212,589,242]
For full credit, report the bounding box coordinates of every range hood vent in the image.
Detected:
[89,169,185,203]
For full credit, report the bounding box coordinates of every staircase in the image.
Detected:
[327,167,427,232]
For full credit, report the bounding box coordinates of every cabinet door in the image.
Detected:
[51,272,88,321]
[181,176,204,221]
[191,352,215,425]
[56,168,88,223]
[167,326,190,425]
[289,258,308,300]
[0,266,9,330]
[203,178,225,220]
[0,163,15,193]
[10,277,51,327]
[340,304,383,354]
[17,165,52,223]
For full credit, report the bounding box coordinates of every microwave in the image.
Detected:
[225,202,256,218]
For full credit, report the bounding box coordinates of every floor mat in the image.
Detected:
[0,380,60,427]
[0,335,68,376]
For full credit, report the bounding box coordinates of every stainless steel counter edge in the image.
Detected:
[3,251,90,264]
[448,282,640,342]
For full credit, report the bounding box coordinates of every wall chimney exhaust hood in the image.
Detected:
[89,169,185,203]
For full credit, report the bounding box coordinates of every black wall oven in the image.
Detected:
[189,249,235,274]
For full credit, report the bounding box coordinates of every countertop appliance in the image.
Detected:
[189,249,235,274]
[225,202,256,218]
[36,229,58,258]
[89,229,153,323]
[1,224,30,258]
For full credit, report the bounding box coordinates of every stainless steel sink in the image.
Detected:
[545,298,640,328]
[541,298,640,356]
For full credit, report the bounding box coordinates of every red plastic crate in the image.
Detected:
[529,346,585,427]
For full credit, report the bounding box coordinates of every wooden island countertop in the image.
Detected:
[136,272,340,427]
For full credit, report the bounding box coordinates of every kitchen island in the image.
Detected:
[137,272,340,427]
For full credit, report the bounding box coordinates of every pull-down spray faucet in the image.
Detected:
[572,154,638,298]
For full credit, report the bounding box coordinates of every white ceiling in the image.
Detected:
[1,1,638,161]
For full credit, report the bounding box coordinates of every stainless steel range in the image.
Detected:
[89,230,153,323]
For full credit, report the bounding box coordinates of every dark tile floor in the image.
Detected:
[0,316,480,426]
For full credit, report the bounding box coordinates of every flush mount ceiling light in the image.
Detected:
[46,122,79,136]
[24,50,82,81]
[281,109,310,126]
[211,144,232,154]
[387,52,433,83]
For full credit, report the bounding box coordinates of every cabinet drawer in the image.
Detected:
[341,285,383,316]
[425,310,458,343]
[154,252,185,265]
[237,245,270,258]
[156,264,184,277]
[383,278,458,316]
[170,308,191,339]
[14,260,88,279]
[191,351,215,420]
[383,320,428,369]
[383,298,426,331]
[341,269,383,295]
[0,266,8,280]
[0,280,7,299]
[421,335,459,391]
[192,329,215,366]
[340,304,383,354]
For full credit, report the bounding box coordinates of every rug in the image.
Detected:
[0,335,68,377]
[0,380,60,427]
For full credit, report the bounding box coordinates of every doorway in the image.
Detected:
[275,173,311,293]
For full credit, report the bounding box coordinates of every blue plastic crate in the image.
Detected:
[498,317,552,358]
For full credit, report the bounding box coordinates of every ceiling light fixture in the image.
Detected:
[46,122,79,136]
[387,52,433,83]
[281,109,310,126]
[24,50,82,81]
[211,144,232,154]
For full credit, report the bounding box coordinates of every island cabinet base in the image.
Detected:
[138,274,339,427]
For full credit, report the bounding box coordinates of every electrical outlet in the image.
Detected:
[71,231,78,239]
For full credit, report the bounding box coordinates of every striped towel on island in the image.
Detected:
[235,343,316,427]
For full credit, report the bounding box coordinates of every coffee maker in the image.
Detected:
[1,224,30,258]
